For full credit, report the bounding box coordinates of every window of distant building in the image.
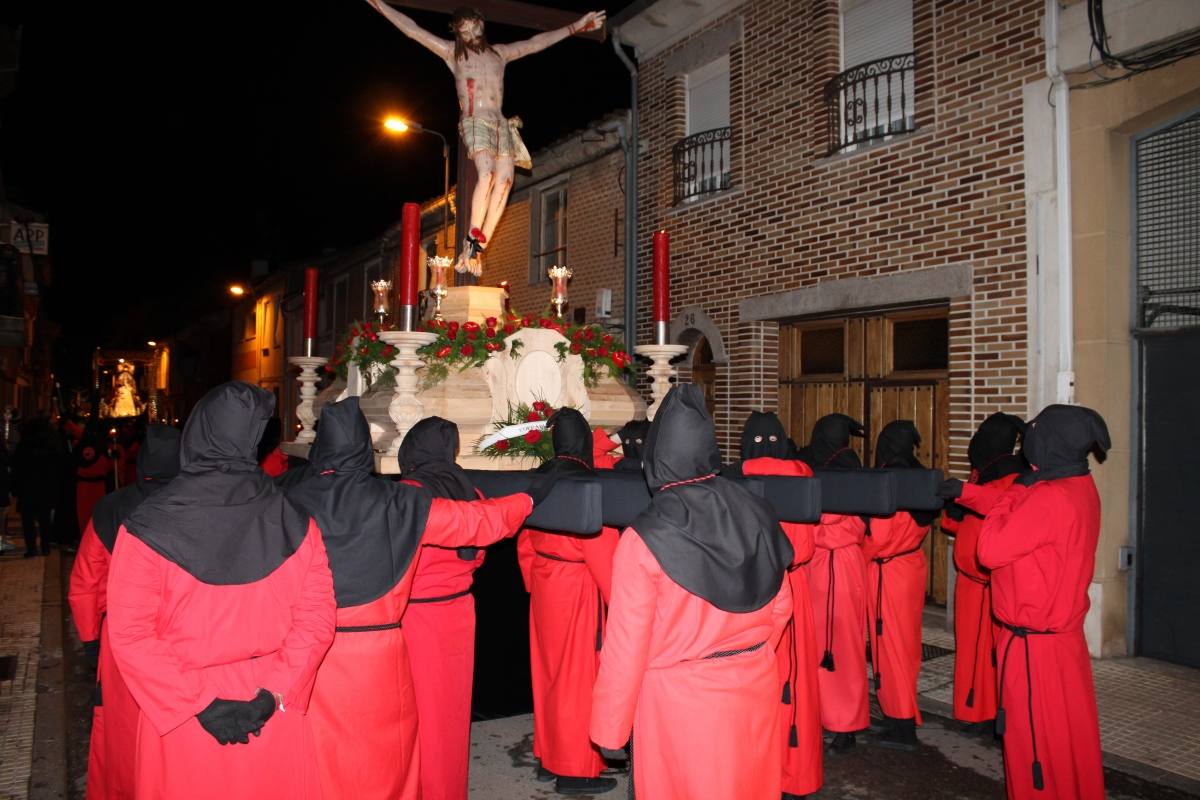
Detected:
[530,181,568,285]
[675,54,732,204]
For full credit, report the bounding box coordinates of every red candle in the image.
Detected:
[399,202,420,307]
[303,267,319,340]
[652,230,670,323]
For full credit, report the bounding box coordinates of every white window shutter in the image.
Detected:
[686,54,730,136]
[842,0,913,70]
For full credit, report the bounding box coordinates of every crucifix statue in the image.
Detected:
[365,1,606,276]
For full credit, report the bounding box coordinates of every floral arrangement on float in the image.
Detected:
[325,320,399,388]
[476,400,560,461]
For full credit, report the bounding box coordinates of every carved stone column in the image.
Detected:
[289,356,329,444]
[378,330,438,454]
[634,344,688,420]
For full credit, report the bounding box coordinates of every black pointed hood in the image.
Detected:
[633,385,792,613]
[398,416,476,501]
[614,418,651,472]
[1018,404,1110,486]
[286,397,432,607]
[536,407,594,476]
[968,412,1027,484]
[740,411,792,461]
[92,424,181,552]
[124,382,309,584]
[874,420,924,469]
[798,413,864,470]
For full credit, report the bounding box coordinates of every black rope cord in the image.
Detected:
[408,587,473,604]
[997,624,1051,791]
[335,620,402,633]
[820,554,836,672]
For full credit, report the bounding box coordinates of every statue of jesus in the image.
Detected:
[365,2,605,275]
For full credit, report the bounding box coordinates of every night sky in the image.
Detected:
[0,0,632,387]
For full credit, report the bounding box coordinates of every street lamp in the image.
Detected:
[229,284,246,297]
[383,115,451,255]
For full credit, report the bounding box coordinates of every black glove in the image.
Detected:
[82,640,100,671]
[197,698,252,745]
[237,689,276,737]
[525,473,559,506]
[944,502,967,523]
[936,478,964,500]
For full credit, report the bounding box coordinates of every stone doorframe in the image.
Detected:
[669,305,729,363]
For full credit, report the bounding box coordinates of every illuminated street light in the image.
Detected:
[147,340,157,347]
[382,114,451,254]
[229,284,246,296]
[383,115,410,133]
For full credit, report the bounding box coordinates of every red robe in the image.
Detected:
[943,473,1018,723]
[310,495,531,800]
[259,447,289,479]
[121,442,140,488]
[804,513,869,733]
[861,512,928,722]
[741,457,823,796]
[106,521,336,800]
[591,530,792,800]
[69,521,138,800]
[973,477,1105,800]
[77,456,112,535]
[592,429,620,469]
[517,524,619,777]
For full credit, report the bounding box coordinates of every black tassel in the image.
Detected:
[995,708,1006,736]
[788,725,799,748]
[781,681,791,705]
[820,650,835,671]
[876,618,884,636]
[874,672,881,691]
[1032,760,1044,790]
[965,688,975,708]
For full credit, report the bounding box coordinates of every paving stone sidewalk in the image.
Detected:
[0,552,45,800]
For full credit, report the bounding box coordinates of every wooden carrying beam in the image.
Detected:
[386,0,606,40]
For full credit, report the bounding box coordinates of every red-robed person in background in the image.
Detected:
[257,416,291,478]
[397,417,497,800]
[76,432,113,537]
[70,423,180,800]
[863,420,935,751]
[106,382,336,799]
[516,408,620,796]
[798,414,870,754]
[940,404,1109,799]
[939,412,1026,736]
[732,411,823,799]
[287,399,543,800]
[591,386,794,800]
[591,427,620,469]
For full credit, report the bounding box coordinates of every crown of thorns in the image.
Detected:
[449,7,485,31]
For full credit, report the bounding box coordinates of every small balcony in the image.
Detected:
[672,126,732,205]
[825,53,916,156]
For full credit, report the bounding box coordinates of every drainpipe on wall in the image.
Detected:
[1046,0,1076,404]
[611,29,639,353]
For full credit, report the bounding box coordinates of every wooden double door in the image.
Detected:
[778,307,951,602]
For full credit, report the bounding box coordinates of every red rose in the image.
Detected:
[572,329,584,341]
[323,364,335,373]
[359,346,369,356]
[526,410,542,422]
[467,329,478,340]
[539,318,553,328]
[486,327,497,338]
[598,347,608,357]
[503,323,516,334]
[570,343,582,354]
[436,345,452,358]
[384,346,396,357]
[532,401,547,411]
[485,316,498,328]
[367,331,378,341]
[464,321,480,332]
[460,344,474,356]
[447,321,460,336]
[523,315,534,327]
[351,326,360,337]
[586,347,597,357]
[603,334,613,345]
[495,439,510,452]
[524,430,542,444]
[584,328,595,340]
[363,322,373,331]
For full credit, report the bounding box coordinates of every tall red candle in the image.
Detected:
[399,202,420,307]
[303,267,319,340]
[652,230,670,323]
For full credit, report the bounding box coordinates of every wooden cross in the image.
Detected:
[384,0,606,41]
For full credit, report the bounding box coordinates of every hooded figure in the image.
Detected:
[964,405,1109,799]
[516,407,621,794]
[591,386,794,800]
[799,413,870,752]
[862,420,931,751]
[613,419,650,472]
[69,424,180,800]
[74,429,113,544]
[940,412,1026,731]
[735,411,824,797]
[289,400,535,800]
[399,416,491,800]
[105,382,336,800]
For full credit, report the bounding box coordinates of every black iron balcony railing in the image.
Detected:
[825,53,916,156]
[672,126,732,204]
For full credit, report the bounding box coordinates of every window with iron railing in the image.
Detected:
[673,127,733,204]
[825,53,916,155]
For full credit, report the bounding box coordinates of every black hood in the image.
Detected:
[968,412,1027,484]
[124,382,309,584]
[398,416,476,502]
[256,416,284,463]
[287,397,432,607]
[874,420,923,469]
[536,407,594,476]
[799,413,864,470]
[1018,404,1110,486]
[92,424,181,552]
[633,385,792,613]
[740,411,792,461]
[614,419,651,472]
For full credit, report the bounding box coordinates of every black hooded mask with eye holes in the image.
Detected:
[535,407,595,476]
[968,412,1027,485]
[740,411,792,461]
[92,424,181,553]
[798,413,864,471]
[1017,404,1110,487]
[614,419,651,472]
[632,385,792,613]
[123,382,310,585]
[286,396,434,607]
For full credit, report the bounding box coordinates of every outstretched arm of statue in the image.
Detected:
[363,0,453,61]
[497,10,605,62]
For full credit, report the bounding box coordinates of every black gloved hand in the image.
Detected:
[936,478,964,500]
[236,689,277,737]
[197,698,251,745]
[944,502,967,523]
[82,640,100,671]
[525,473,559,506]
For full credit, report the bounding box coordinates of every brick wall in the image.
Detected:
[631,0,1041,463]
